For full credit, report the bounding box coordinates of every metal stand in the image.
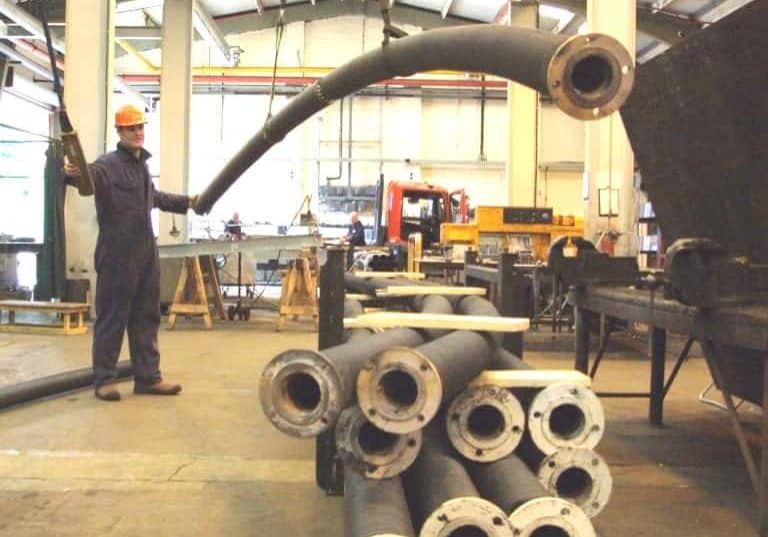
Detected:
[315,248,346,495]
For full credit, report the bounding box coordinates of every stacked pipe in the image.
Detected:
[447,296,613,522]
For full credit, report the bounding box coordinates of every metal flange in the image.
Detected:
[508,497,596,537]
[421,497,515,537]
[446,384,525,462]
[259,349,341,437]
[527,383,604,454]
[537,448,613,518]
[335,406,422,480]
[357,347,442,434]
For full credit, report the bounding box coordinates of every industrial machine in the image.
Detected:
[442,206,584,262]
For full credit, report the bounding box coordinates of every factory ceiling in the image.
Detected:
[0,0,757,107]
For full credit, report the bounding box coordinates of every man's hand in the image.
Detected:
[188,194,199,212]
[63,157,81,178]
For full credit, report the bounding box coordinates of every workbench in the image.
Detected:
[570,285,768,525]
[0,300,89,335]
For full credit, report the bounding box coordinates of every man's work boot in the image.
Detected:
[95,384,121,401]
[133,381,182,396]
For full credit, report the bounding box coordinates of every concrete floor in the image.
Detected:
[0,314,759,536]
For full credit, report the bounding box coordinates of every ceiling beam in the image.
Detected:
[192,0,235,65]
[115,0,163,13]
[0,0,65,53]
[697,0,754,22]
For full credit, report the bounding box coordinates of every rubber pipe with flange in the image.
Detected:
[455,295,505,348]
[446,382,526,463]
[344,466,415,537]
[260,328,424,437]
[466,453,596,537]
[0,361,132,410]
[402,425,514,537]
[336,406,422,480]
[535,448,612,519]
[195,25,634,214]
[491,347,605,455]
[358,330,495,434]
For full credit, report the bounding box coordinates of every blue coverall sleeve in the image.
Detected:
[152,183,190,214]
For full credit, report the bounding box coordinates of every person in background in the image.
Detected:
[65,104,196,402]
[344,211,366,247]
[225,211,245,240]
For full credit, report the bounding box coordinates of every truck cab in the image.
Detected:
[385,181,467,246]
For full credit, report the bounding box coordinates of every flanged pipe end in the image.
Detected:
[508,497,596,537]
[259,349,342,437]
[421,497,515,537]
[446,384,525,462]
[547,33,634,121]
[537,448,613,519]
[357,347,442,434]
[528,383,605,455]
[335,406,422,480]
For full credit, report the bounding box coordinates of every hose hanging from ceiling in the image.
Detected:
[195,24,634,215]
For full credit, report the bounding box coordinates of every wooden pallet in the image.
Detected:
[0,300,89,335]
[167,255,225,329]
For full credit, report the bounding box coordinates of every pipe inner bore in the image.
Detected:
[283,372,321,412]
[531,526,569,537]
[358,421,399,455]
[549,404,586,440]
[447,526,489,537]
[556,467,594,502]
[570,54,614,98]
[467,404,505,439]
[378,370,418,408]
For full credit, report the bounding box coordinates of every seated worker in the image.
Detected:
[225,212,245,240]
[344,211,366,247]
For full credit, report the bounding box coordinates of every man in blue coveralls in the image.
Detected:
[65,104,197,401]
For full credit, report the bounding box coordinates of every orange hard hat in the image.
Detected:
[114,104,146,127]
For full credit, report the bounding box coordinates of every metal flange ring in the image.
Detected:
[335,406,422,479]
[357,347,442,434]
[259,349,342,437]
[537,448,613,518]
[527,383,604,454]
[421,497,515,537]
[508,497,596,537]
[446,384,525,462]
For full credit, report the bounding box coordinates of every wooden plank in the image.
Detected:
[375,286,487,297]
[351,272,426,280]
[0,300,89,312]
[345,293,373,301]
[169,304,210,314]
[344,312,529,332]
[0,323,88,336]
[469,369,592,388]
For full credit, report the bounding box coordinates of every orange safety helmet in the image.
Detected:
[114,104,146,127]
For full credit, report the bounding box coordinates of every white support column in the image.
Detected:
[159,0,193,244]
[64,0,114,298]
[585,0,636,255]
[505,2,539,207]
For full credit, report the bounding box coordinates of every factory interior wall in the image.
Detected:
[121,14,589,234]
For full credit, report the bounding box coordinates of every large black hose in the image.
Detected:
[0,361,132,410]
[402,425,513,537]
[467,452,597,537]
[456,295,505,348]
[344,466,415,537]
[411,294,453,340]
[196,25,633,213]
[466,453,549,513]
[260,327,425,436]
